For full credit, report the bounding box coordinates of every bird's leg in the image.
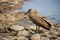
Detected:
[36,25,39,33]
[38,26,40,33]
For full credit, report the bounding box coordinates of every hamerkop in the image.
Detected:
[25,9,52,33]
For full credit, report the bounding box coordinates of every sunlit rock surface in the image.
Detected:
[30,33,41,40]
[9,25,24,31]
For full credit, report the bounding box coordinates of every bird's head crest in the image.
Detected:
[25,9,37,15]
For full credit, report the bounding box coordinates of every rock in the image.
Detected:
[14,36,28,40]
[39,27,45,30]
[30,25,36,31]
[41,37,50,40]
[41,34,47,37]
[25,25,36,33]
[0,31,28,40]
[50,28,59,35]
[0,0,9,2]
[45,31,57,38]
[38,30,44,34]
[30,33,41,40]
[56,24,60,27]
[57,37,60,40]
[18,30,30,37]
[0,34,28,40]
[9,25,24,31]
[50,37,58,40]
[16,12,26,19]
[0,37,9,40]
[55,30,60,37]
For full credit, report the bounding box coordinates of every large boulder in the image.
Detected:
[9,25,24,31]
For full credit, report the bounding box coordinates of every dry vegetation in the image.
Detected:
[0,0,30,13]
[0,12,26,29]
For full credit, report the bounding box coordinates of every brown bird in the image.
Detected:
[25,9,52,33]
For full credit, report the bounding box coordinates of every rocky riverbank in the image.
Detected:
[0,11,60,40]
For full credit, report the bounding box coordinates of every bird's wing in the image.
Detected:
[30,13,51,28]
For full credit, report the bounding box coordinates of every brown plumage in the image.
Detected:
[25,9,52,33]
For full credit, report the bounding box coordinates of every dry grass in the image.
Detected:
[0,0,30,13]
[0,12,26,29]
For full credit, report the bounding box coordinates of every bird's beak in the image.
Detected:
[25,11,28,15]
[25,9,31,15]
